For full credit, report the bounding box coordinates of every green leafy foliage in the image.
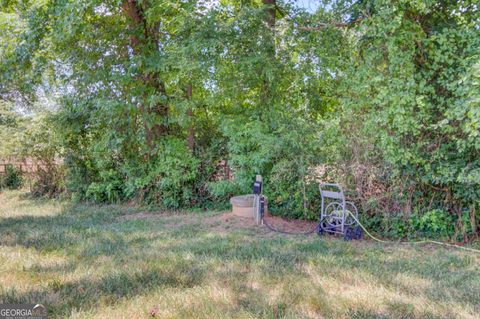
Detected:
[124,137,199,208]
[1,0,479,239]
[0,164,23,190]
[410,210,455,239]
[0,102,24,158]
[333,0,480,238]
[19,113,65,197]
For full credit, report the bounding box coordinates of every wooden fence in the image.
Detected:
[0,158,62,175]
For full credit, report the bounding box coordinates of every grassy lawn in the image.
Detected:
[0,190,479,319]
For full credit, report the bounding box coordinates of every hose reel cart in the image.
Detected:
[253,176,363,240]
[318,183,363,240]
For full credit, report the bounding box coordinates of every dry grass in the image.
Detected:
[0,189,479,318]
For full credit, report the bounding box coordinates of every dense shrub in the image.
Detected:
[378,209,475,240]
[410,210,455,239]
[67,134,200,208]
[125,137,199,208]
[30,165,65,198]
[0,164,23,190]
[19,114,65,198]
[85,169,124,203]
[329,0,480,239]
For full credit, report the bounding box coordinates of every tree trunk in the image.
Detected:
[260,0,276,109]
[263,0,276,29]
[185,84,194,152]
[122,0,142,49]
[122,0,169,149]
[149,76,169,139]
[470,206,477,237]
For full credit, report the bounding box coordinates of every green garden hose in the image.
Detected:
[345,211,480,254]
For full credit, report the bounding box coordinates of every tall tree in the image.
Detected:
[122,0,168,148]
[261,0,276,111]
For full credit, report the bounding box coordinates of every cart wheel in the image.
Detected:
[327,225,338,234]
[344,227,354,241]
[324,202,343,234]
[317,218,330,236]
[316,223,325,236]
[354,225,363,240]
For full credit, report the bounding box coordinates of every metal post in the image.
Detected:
[253,175,263,225]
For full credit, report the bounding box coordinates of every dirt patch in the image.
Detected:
[203,212,320,235]
[200,212,256,234]
[262,215,318,233]
[117,209,320,235]
[204,212,252,224]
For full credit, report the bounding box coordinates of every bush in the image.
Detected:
[0,164,23,190]
[19,114,65,198]
[308,1,480,240]
[85,169,125,203]
[371,209,456,240]
[208,180,241,203]
[30,165,66,198]
[79,137,199,208]
[127,137,199,208]
[409,210,455,239]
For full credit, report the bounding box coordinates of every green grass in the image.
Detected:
[0,189,479,318]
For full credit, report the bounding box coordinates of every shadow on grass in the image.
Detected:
[0,200,479,317]
[0,262,204,316]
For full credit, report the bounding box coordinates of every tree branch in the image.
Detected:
[297,18,363,31]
